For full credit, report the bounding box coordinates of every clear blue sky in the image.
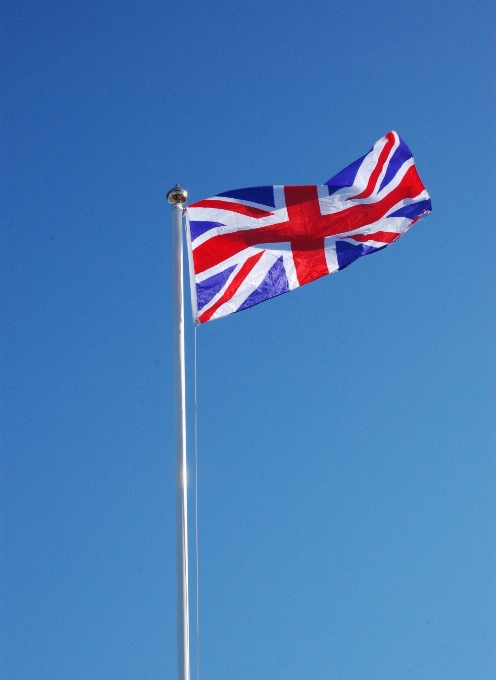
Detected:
[2,2,495,679]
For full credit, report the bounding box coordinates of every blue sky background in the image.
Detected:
[2,2,495,679]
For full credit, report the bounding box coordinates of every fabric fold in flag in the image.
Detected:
[185,131,432,324]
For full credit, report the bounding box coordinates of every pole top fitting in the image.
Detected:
[167,184,188,205]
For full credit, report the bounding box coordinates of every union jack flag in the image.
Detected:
[185,131,431,324]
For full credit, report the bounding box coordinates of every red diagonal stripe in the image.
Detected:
[190,199,273,218]
[198,251,265,324]
[347,231,401,244]
[348,131,395,201]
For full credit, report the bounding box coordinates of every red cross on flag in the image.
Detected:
[185,131,432,324]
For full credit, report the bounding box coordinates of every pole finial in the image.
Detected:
[167,183,188,205]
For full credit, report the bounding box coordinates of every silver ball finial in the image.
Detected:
[167,183,188,205]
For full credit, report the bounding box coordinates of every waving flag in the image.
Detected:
[185,131,431,324]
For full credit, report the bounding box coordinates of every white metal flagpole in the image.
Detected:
[167,184,190,680]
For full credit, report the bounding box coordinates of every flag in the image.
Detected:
[185,131,431,324]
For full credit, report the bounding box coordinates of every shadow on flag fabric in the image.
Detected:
[185,131,432,324]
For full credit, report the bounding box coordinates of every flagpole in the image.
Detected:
[167,184,190,680]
